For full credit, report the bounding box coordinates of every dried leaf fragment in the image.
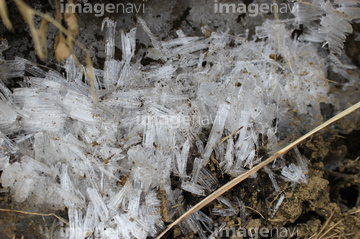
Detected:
[39,18,48,59]
[0,0,13,30]
[64,0,78,37]
[54,34,70,62]
[64,11,79,37]
[14,0,47,60]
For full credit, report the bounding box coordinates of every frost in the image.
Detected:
[212,197,237,216]
[181,181,205,196]
[203,101,231,165]
[281,148,309,185]
[87,188,109,222]
[0,100,18,134]
[264,165,281,192]
[177,139,190,178]
[0,1,354,237]
[293,0,360,62]
[271,194,285,218]
[0,156,9,171]
[1,162,22,188]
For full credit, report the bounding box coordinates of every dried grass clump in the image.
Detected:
[0,0,98,104]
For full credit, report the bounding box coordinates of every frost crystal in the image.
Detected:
[281,147,309,185]
[293,0,360,62]
[0,1,355,237]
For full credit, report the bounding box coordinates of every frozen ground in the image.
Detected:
[0,0,360,238]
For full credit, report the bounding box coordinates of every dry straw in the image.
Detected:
[0,208,69,226]
[156,98,360,239]
[0,0,98,104]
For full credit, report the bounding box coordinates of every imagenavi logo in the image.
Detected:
[60,0,147,17]
[214,0,295,16]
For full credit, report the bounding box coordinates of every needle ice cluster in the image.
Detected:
[292,0,360,63]
[0,0,359,237]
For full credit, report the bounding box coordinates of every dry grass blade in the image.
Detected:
[318,220,343,239]
[317,212,335,238]
[287,230,298,239]
[348,207,360,214]
[245,206,265,220]
[12,236,24,239]
[39,18,48,59]
[323,231,340,239]
[156,101,360,239]
[0,208,69,226]
[12,0,98,104]
[54,34,70,62]
[218,126,243,146]
[0,0,12,30]
[54,0,62,22]
[14,0,47,60]
[64,0,79,37]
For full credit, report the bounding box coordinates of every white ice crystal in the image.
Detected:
[0,0,357,237]
[292,0,360,63]
[281,147,309,185]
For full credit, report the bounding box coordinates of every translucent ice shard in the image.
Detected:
[203,101,231,165]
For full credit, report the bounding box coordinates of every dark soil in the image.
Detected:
[162,130,360,239]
